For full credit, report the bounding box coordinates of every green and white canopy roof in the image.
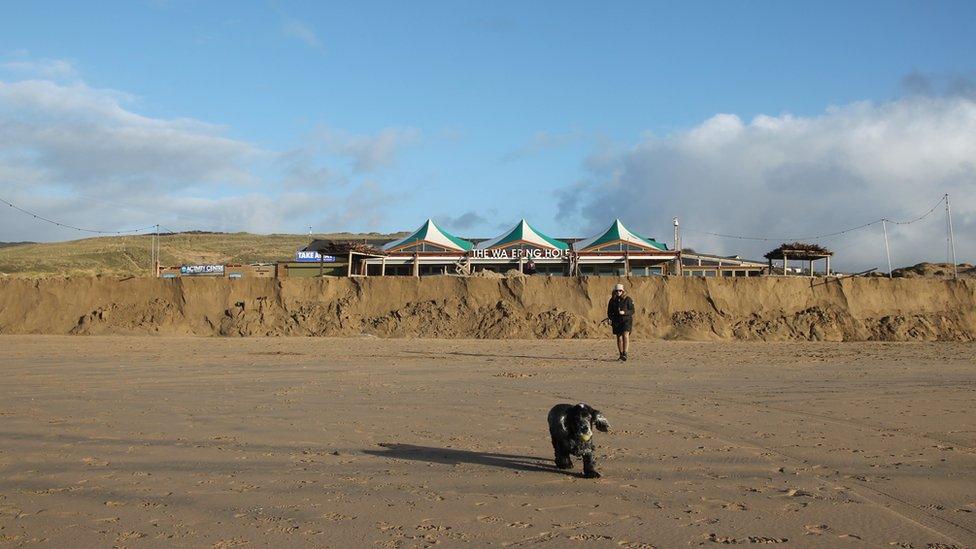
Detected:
[382,218,474,252]
[572,219,669,252]
[476,219,569,250]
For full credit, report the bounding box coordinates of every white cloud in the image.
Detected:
[0,79,259,191]
[0,63,416,241]
[2,57,79,81]
[558,96,976,270]
[331,180,407,230]
[317,127,422,173]
[281,16,325,54]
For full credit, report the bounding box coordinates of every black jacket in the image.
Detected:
[607,294,635,324]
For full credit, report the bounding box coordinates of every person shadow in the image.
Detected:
[401,350,619,363]
[363,443,577,476]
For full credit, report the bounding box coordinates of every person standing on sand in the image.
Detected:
[607,283,634,361]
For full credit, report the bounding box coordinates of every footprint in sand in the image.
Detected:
[508,521,532,528]
[477,515,501,524]
[704,533,739,544]
[804,523,829,535]
[116,531,147,543]
[212,538,249,548]
[782,501,808,512]
[416,524,451,532]
[322,513,354,521]
[569,533,613,541]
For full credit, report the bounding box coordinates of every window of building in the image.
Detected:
[594,242,651,252]
[397,242,450,253]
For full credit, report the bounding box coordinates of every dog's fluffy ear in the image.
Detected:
[591,410,611,432]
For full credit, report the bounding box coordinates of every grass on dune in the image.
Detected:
[0,231,405,278]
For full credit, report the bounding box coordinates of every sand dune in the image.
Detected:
[0,276,974,341]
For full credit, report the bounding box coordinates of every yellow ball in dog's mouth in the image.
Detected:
[580,433,592,442]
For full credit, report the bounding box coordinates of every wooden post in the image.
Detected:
[319,254,324,277]
[381,257,386,276]
[826,256,831,276]
[624,252,630,277]
[347,252,352,277]
[767,258,772,275]
[413,253,419,277]
[783,253,788,275]
[809,259,813,277]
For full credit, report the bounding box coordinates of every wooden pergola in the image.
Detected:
[764,242,834,276]
[305,239,386,277]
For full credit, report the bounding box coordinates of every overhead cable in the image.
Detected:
[684,194,947,242]
[0,196,157,235]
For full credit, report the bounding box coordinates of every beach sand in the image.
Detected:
[1,336,974,547]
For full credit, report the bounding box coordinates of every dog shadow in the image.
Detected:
[364,443,576,476]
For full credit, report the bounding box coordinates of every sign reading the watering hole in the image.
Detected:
[471,249,569,259]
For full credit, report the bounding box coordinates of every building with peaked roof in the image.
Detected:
[569,219,677,276]
[475,219,569,251]
[468,219,570,275]
[572,219,668,252]
[362,218,474,276]
[382,218,474,253]
[293,217,772,278]
[354,217,687,277]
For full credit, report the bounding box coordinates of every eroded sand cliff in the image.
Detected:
[0,276,974,340]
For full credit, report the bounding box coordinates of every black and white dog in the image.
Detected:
[547,403,611,478]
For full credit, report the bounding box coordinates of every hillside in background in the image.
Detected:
[0,232,405,278]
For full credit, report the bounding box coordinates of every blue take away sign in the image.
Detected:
[295,251,337,263]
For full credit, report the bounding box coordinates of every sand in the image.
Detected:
[2,276,976,341]
[1,336,974,547]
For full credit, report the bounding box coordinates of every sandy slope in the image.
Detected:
[1,276,975,341]
[0,336,974,547]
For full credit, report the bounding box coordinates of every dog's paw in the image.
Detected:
[583,470,602,479]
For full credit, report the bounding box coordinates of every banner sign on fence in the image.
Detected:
[295,251,337,263]
[180,264,225,275]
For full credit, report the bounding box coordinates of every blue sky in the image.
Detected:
[1,1,974,267]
